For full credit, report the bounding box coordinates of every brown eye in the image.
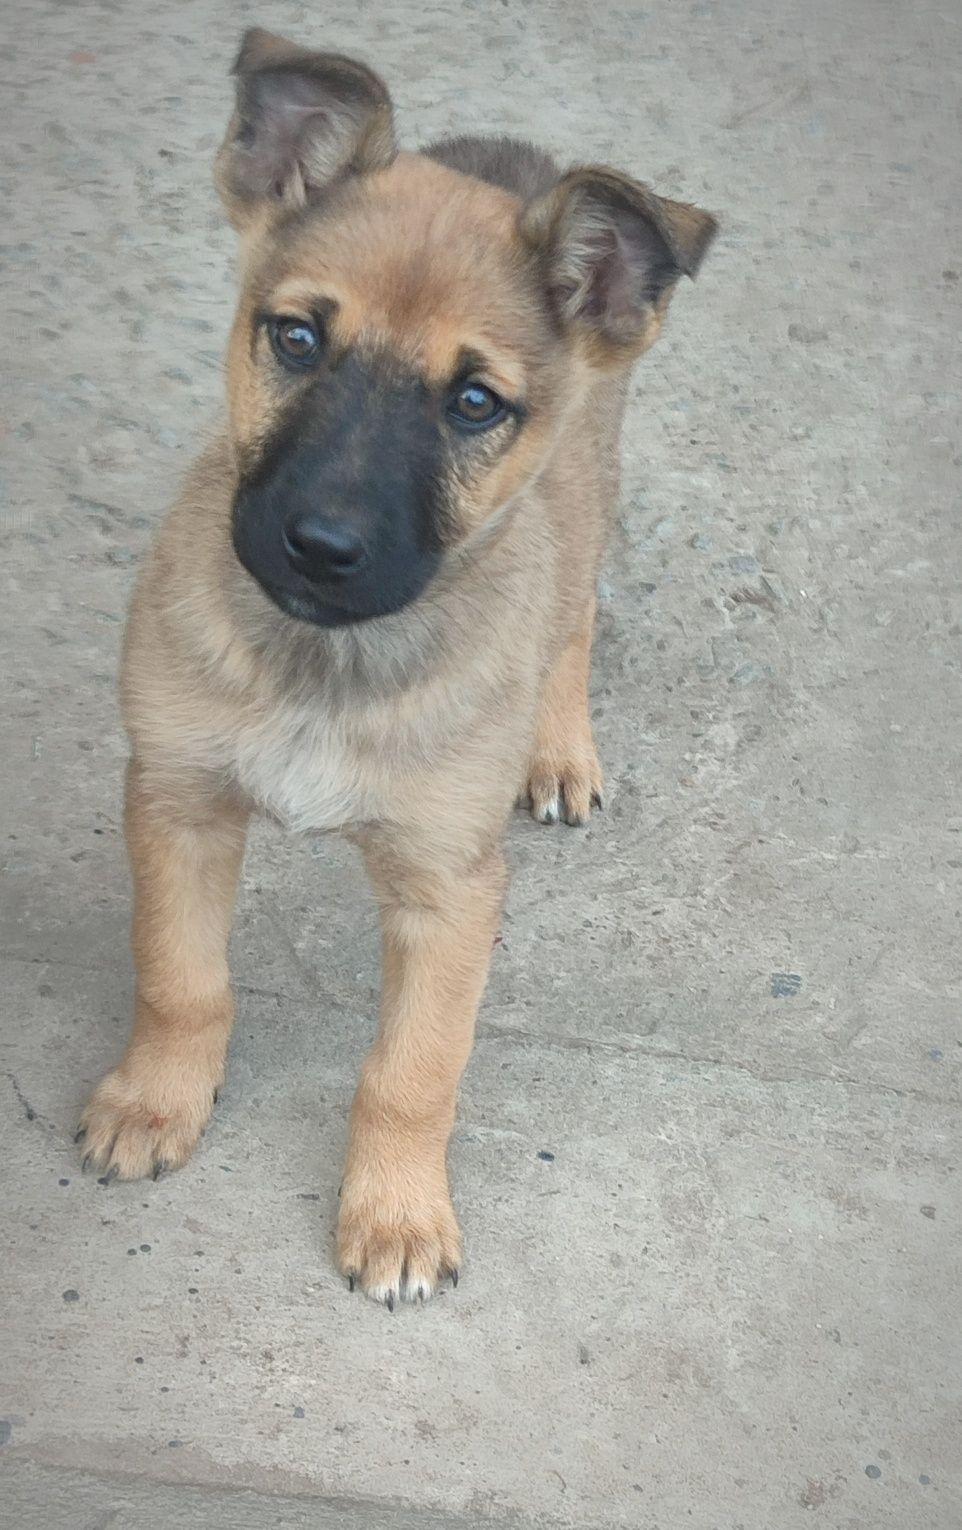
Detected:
[447,381,507,431]
[270,317,321,369]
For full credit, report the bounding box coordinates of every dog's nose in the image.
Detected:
[281,512,367,579]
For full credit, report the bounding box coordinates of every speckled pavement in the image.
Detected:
[1,2,960,1527]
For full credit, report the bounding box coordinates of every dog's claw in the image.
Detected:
[151,1160,168,1182]
[98,1166,119,1186]
[81,1153,93,1174]
[348,1273,356,1293]
[212,1089,219,1105]
[451,1268,459,1289]
[385,1292,395,1313]
[74,1126,87,1144]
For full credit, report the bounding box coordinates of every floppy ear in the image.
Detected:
[520,166,717,363]
[215,28,396,230]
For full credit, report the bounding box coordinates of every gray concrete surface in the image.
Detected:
[1,0,960,1526]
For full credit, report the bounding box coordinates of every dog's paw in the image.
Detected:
[525,746,604,827]
[336,1175,462,1308]
[76,1063,218,1182]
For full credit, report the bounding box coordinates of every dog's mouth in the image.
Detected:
[255,578,359,627]
[248,570,433,628]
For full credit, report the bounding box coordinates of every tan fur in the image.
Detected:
[80,763,249,1180]
[527,598,604,826]
[78,33,715,1305]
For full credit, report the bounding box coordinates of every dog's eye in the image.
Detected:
[447,382,507,431]
[270,317,321,370]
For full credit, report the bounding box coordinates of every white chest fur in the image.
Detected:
[231,701,365,833]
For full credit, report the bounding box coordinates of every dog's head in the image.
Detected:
[216,28,716,627]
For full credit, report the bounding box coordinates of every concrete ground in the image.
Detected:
[2,0,959,1526]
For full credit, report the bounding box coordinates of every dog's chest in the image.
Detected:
[232,704,365,832]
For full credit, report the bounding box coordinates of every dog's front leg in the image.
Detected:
[526,595,604,826]
[78,760,249,1180]
[337,838,507,1306]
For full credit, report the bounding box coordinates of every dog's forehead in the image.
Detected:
[256,154,542,385]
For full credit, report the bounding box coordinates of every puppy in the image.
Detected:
[78,28,716,1306]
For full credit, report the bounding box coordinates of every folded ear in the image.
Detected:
[215,28,396,230]
[520,166,717,363]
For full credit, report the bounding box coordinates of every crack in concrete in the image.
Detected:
[475,1023,960,1108]
[5,1069,51,1128]
[4,956,956,1109]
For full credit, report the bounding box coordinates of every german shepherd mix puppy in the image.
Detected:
[77,29,716,1306]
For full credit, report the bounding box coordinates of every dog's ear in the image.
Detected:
[215,28,396,231]
[520,166,717,363]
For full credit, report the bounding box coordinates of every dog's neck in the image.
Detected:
[224,499,531,712]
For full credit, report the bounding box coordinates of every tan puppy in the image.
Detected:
[77,29,716,1306]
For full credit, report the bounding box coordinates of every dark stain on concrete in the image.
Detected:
[771,972,802,997]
